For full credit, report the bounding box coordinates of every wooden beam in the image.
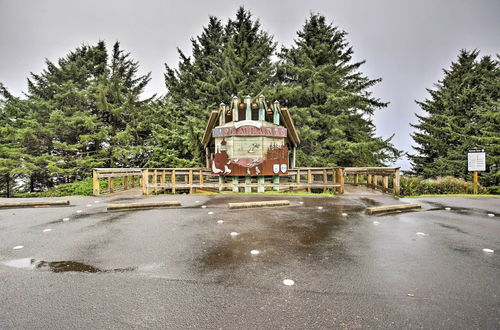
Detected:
[107,201,181,211]
[393,168,400,196]
[366,203,421,215]
[0,200,70,209]
[228,200,290,209]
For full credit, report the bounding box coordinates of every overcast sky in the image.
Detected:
[1,0,499,169]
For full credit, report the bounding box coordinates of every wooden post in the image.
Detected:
[123,176,128,191]
[152,169,158,194]
[199,170,203,185]
[171,170,176,194]
[219,176,224,192]
[323,169,327,192]
[232,96,239,122]
[367,174,372,188]
[273,175,280,191]
[161,170,166,186]
[245,95,252,120]
[108,177,114,193]
[141,169,149,195]
[296,169,300,184]
[257,176,265,193]
[205,147,210,168]
[372,175,378,189]
[393,168,400,196]
[338,168,344,194]
[307,169,312,193]
[473,171,478,194]
[92,170,100,196]
[232,176,239,192]
[354,174,359,185]
[292,146,296,168]
[131,175,135,188]
[245,176,252,193]
[382,176,389,192]
[189,169,193,194]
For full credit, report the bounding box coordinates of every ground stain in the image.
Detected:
[437,223,468,234]
[2,258,135,273]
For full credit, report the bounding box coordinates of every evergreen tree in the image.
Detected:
[274,14,400,167]
[410,50,499,186]
[3,41,154,191]
[163,7,276,164]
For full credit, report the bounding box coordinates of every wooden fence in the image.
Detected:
[139,167,344,195]
[92,168,142,196]
[344,167,400,195]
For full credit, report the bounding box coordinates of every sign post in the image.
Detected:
[467,149,486,194]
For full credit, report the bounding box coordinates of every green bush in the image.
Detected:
[15,178,103,197]
[400,176,489,196]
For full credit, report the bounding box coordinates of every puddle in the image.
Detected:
[199,202,360,270]
[1,258,135,273]
[359,197,382,207]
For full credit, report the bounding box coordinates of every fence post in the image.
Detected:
[92,170,100,196]
[141,169,149,195]
[393,168,400,196]
[171,170,176,194]
[108,177,114,193]
[323,169,327,192]
[189,169,193,194]
[338,168,344,194]
[123,176,128,191]
[354,174,359,185]
[199,170,203,185]
[307,169,312,193]
[367,174,372,188]
[382,176,389,192]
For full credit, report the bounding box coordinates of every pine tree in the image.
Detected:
[274,14,400,167]
[410,50,499,186]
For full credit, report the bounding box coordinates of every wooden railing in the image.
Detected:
[139,167,344,195]
[92,168,142,196]
[344,167,400,195]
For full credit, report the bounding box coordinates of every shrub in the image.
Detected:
[400,176,489,196]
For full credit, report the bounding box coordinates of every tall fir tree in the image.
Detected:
[274,14,400,167]
[3,41,154,192]
[163,7,276,165]
[410,50,499,187]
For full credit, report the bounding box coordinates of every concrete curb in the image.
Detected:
[107,201,181,211]
[366,203,421,215]
[228,200,290,209]
[0,200,70,209]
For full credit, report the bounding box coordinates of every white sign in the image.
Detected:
[468,149,486,171]
[280,164,287,173]
[273,164,279,174]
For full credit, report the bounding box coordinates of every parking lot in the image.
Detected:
[0,192,499,329]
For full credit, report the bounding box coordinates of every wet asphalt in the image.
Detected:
[0,190,499,329]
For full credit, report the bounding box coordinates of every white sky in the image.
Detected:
[1,0,499,169]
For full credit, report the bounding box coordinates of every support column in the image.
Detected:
[292,146,296,168]
[232,176,239,192]
[92,170,100,196]
[367,174,372,188]
[354,174,359,185]
[219,176,224,192]
[372,175,378,189]
[257,176,265,193]
[338,168,344,194]
[245,176,252,193]
[323,169,327,192]
[273,175,280,191]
